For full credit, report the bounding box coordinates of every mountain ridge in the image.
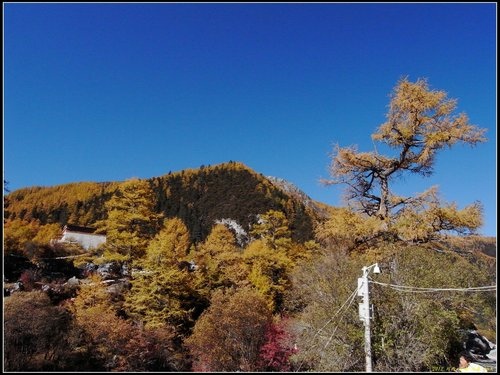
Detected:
[4,161,327,244]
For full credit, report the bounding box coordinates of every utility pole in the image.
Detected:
[358,263,380,372]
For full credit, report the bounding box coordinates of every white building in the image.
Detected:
[57,224,106,250]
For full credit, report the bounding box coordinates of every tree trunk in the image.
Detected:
[378,177,389,221]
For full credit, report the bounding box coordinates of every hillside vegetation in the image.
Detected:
[3,162,495,372]
[5,161,318,244]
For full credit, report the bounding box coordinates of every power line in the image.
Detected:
[371,280,496,293]
[295,286,359,372]
[321,287,359,351]
[37,254,89,260]
[294,280,495,371]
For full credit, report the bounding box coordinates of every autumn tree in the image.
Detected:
[258,317,298,371]
[32,223,63,245]
[3,219,41,255]
[69,274,180,371]
[194,223,247,291]
[68,274,124,369]
[100,178,163,262]
[185,287,272,372]
[141,216,191,263]
[314,207,384,251]
[245,210,314,312]
[243,239,294,313]
[325,77,486,243]
[251,210,292,249]
[124,217,207,333]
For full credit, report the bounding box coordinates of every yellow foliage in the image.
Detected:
[243,239,294,311]
[324,77,487,241]
[315,208,382,249]
[194,224,245,291]
[392,192,483,242]
[142,217,191,268]
[102,178,163,261]
[32,223,62,245]
[4,219,41,252]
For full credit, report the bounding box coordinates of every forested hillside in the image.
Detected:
[4,161,319,244]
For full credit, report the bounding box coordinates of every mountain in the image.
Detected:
[4,161,327,244]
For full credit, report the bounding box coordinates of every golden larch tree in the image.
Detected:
[325,77,486,243]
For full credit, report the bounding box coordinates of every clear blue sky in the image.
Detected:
[3,3,497,237]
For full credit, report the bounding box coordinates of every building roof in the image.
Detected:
[64,224,99,234]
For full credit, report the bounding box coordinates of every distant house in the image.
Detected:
[55,224,106,250]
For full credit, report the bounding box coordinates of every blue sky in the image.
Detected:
[3,3,497,237]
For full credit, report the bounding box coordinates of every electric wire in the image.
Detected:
[294,277,495,371]
[296,279,495,371]
[295,286,360,371]
[370,280,496,293]
[321,286,359,351]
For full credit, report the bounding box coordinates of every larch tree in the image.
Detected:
[194,223,247,291]
[100,178,163,262]
[324,77,486,243]
[124,217,207,333]
[69,274,179,371]
[32,223,63,245]
[68,274,128,369]
[243,238,294,313]
[250,210,293,252]
[3,219,41,255]
[141,216,191,265]
[247,210,313,312]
